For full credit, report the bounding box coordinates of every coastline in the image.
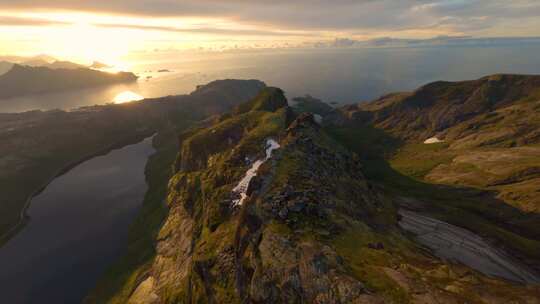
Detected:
[0,131,156,246]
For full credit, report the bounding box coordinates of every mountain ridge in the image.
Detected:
[352,74,540,144]
[87,77,540,303]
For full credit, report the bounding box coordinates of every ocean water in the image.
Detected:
[1,44,540,113]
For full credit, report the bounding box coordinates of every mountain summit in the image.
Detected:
[88,77,540,303]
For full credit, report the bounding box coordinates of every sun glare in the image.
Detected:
[113,91,144,104]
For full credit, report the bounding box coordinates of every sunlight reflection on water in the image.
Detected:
[113,91,144,104]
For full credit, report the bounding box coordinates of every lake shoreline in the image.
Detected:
[0,131,156,246]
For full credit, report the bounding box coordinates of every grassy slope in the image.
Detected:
[84,120,195,303]
[325,123,540,263]
[326,75,540,265]
[86,88,285,303]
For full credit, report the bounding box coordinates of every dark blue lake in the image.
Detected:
[0,137,155,304]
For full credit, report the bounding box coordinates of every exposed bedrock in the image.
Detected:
[398,209,540,284]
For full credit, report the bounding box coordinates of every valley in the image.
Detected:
[0,79,266,245]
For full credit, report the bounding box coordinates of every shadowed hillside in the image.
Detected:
[0,64,137,99]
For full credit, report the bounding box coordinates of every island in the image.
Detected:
[0,64,138,99]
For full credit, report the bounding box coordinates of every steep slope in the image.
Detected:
[357,74,540,144]
[327,74,540,278]
[0,61,13,76]
[0,79,266,244]
[291,95,334,116]
[334,74,540,213]
[0,64,137,99]
[89,87,540,303]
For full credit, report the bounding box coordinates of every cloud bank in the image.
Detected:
[0,0,539,37]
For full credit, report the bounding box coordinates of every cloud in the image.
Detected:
[94,23,314,37]
[0,1,539,37]
[0,16,69,26]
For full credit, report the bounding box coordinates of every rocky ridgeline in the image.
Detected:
[232,112,390,303]
[124,89,392,303]
[100,83,540,304]
[259,113,378,228]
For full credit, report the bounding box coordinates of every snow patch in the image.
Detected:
[424,137,444,144]
[231,139,280,207]
[313,114,323,124]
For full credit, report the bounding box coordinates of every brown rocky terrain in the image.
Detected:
[87,84,540,303]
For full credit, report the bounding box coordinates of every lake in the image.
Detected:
[1,44,540,113]
[0,137,155,304]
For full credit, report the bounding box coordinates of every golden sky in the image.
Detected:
[1,1,539,64]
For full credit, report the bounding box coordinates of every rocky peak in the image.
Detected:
[234,87,288,114]
[286,112,320,133]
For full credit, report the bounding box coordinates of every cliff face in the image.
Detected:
[0,64,137,99]
[352,74,540,145]
[116,87,539,303]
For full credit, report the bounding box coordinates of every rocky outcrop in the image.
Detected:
[233,87,288,114]
[398,209,540,284]
[292,95,334,116]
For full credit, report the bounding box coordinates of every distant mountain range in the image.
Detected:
[320,36,540,48]
[0,64,137,99]
[0,55,114,76]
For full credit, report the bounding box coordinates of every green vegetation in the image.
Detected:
[325,122,540,262]
[325,75,540,269]
[84,123,188,304]
[86,86,291,303]
[291,95,333,116]
[333,223,411,303]
[0,79,266,247]
[389,142,454,179]
[0,108,156,245]
[233,87,287,114]
[86,75,540,302]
